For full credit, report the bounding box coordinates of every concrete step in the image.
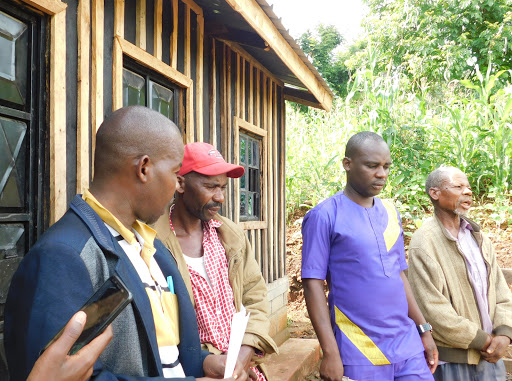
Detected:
[265,338,320,381]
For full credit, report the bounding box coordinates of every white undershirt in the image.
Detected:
[183,254,214,289]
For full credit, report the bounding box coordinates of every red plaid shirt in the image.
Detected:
[169,206,265,381]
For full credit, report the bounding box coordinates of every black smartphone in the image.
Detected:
[43,275,133,355]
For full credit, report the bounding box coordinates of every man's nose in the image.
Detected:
[376,166,388,178]
[463,186,472,195]
[213,188,225,203]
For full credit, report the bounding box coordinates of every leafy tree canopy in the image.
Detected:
[351,0,512,84]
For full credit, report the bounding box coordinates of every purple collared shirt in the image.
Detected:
[301,191,424,365]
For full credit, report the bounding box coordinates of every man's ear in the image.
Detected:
[429,187,440,201]
[342,157,351,172]
[136,155,151,183]
[176,174,185,194]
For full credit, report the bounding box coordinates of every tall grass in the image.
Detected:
[286,63,512,228]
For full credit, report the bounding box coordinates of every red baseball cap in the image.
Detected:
[178,142,245,178]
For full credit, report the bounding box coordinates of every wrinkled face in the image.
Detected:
[343,141,392,198]
[178,172,228,221]
[140,141,184,225]
[433,170,472,216]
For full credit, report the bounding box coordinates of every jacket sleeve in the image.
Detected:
[485,237,512,339]
[240,235,279,358]
[408,246,489,350]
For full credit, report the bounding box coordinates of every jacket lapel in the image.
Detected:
[70,195,163,376]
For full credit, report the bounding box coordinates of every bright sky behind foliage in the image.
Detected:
[267,0,368,43]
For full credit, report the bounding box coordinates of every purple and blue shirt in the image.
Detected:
[301,191,424,365]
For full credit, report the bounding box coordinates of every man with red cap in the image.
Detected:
[154,142,277,380]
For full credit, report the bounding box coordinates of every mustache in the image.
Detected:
[205,202,222,209]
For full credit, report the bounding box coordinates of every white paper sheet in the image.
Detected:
[223,306,250,378]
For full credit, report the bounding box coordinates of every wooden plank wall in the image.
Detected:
[74,0,286,284]
[218,42,286,283]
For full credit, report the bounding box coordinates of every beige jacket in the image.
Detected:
[154,205,278,362]
[408,215,512,364]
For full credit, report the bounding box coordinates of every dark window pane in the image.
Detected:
[149,80,174,119]
[122,68,145,106]
[0,116,26,207]
[240,192,246,216]
[0,223,24,259]
[240,137,246,164]
[0,11,28,105]
[252,140,259,167]
[247,141,252,165]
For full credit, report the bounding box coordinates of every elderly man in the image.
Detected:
[408,166,512,380]
[302,131,437,381]
[154,142,277,380]
[5,106,246,381]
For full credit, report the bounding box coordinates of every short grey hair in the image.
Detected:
[425,166,460,198]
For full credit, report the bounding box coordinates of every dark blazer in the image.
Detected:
[5,195,209,381]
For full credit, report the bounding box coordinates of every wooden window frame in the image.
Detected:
[18,0,67,224]
[233,116,267,230]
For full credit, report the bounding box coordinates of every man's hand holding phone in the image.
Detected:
[28,311,113,381]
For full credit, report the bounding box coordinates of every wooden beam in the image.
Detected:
[170,0,178,68]
[181,0,203,16]
[49,10,67,223]
[261,76,268,282]
[241,58,245,120]
[221,40,283,87]
[267,80,274,282]
[234,116,266,137]
[209,38,217,146]
[91,0,104,179]
[240,221,267,230]
[154,0,163,60]
[196,15,204,142]
[114,0,124,37]
[280,89,286,277]
[112,0,124,111]
[223,0,332,111]
[117,36,192,88]
[249,62,253,124]
[226,46,232,219]
[273,82,278,280]
[220,45,227,158]
[20,0,66,15]
[284,86,323,109]
[112,37,123,110]
[77,0,91,193]
[136,0,146,50]
[184,4,191,77]
[255,229,261,268]
[255,68,260,127]
[233,121,240,223]
[235,54,240,118]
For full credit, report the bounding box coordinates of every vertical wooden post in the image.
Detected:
[170,0,178,68]
[280,88,286,278]
[261,75,268,282]
[273,83,279,280]
[49,10,67,223]
[154,0,162,60]
[91,0,104,179]
[248,62,253,125]
[255,68,260,127]
[226,46,232,219]
[112,0,124,111]
[235,54,240,118]
[241,58,245,120]
[77,0,90,193]
[184,4,193,142]
[136,0,146,50]
[267,80,274,283]
[209,37,217,146]
[196,15,204,141]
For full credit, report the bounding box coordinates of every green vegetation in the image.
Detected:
[286,53,512,230]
